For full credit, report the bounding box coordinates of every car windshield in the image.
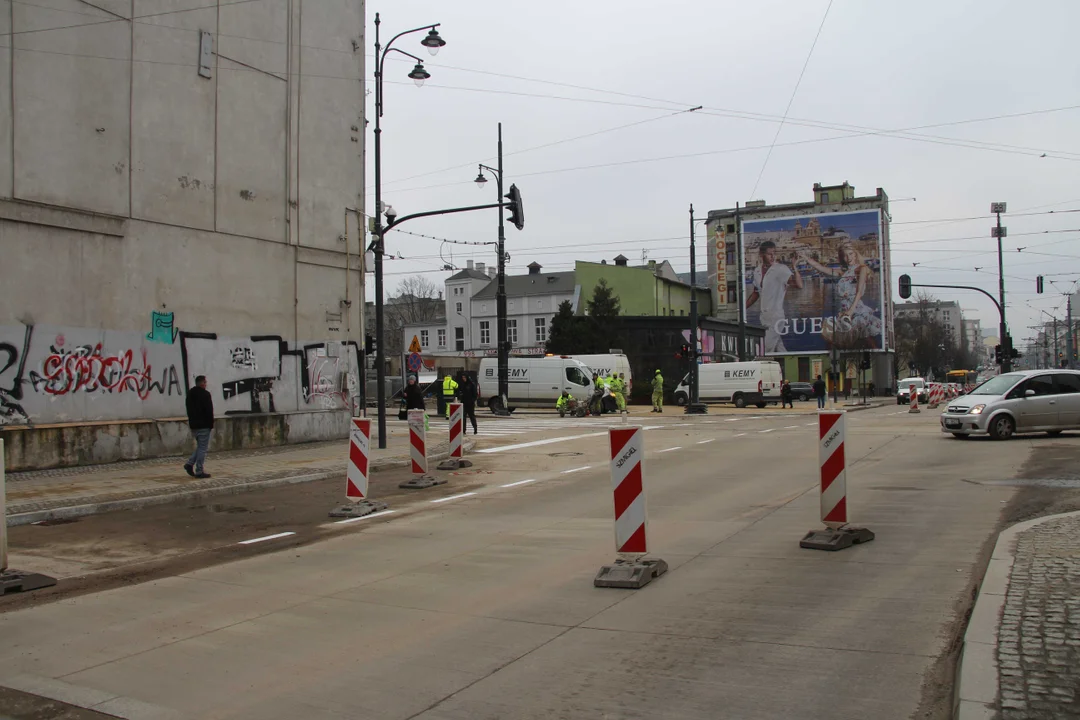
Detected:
[901,379,924,389]
[969,373,1024,396]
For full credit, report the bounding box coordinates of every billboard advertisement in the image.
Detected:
[711,222,727,307]
[741,209,885,355]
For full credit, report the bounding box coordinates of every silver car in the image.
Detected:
[940,370,1080,439]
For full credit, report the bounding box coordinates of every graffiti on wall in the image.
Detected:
[0,323,361,426]
[146,311,178,344]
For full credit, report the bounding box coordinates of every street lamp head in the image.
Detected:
[474,171,488,190]
[420,28,446,56]
[408,63,431,87]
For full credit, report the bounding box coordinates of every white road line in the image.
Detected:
[748,416,762,420]
[501,478,538,488]
[561,466,592,474]
[805,423,817,427]
[784,426,799,429]
[334,510,396,525]
[696,439,716,445]
[238,531,296,545]
[475,431,607,454]
[759,429,775,434]
[431,492,477,504]
[725,418,737,422]
[733,433,747,437]
[657,446,681,453]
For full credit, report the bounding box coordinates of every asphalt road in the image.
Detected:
[2,406,1078,719]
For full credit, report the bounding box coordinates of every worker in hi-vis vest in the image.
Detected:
[651,369,664,413]
[442,374,459,418]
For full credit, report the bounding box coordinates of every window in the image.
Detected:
[507,319,518,345]
[456,302,462,313]
[509,301,515,311]
[798,357,811,382]
[820,192,830,203]
[480,321,491,345]
[420,330,428,347]
[1054,373,1080,394]
[726,248,736,265]
[566,366,589,386]
[437,329,446,348]
[454,327,464,351]
[534,317,547,343]
[1011,375,1056,398]
[727,287,738,304]
[726,223,735,233]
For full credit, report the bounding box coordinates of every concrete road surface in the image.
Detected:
[1,407,1068,719]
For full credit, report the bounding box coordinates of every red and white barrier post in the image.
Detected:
[908,382,921,413]
[436,403,473,471]
[399,409,446,489]
[800,411,874,551]
[0,438,57,592]
[329,418,388,518]
[927,383,941,409]
[594,427,668,588]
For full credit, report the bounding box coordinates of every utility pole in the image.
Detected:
[991,202,1011,372]
[1068,294,1075,369]
[495,124,510,414]
[686,205,705,414]
[1054,317,1060,368]
[735,202,747,361]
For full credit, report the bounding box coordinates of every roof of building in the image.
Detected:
[676,271,710,289]
[446,268,494,283]
[472,270,577,299]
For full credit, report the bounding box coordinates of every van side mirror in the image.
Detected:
[1025,389,1036,398]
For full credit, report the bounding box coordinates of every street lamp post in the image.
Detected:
[474,124,511,415]
[991,202,1011,373]
[686,205,706,414]
[370,12,445,449]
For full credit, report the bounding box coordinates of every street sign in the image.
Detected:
[406,352,423,374]
[408,335,422,353]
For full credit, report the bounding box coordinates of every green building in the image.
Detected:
[575,256,711,318]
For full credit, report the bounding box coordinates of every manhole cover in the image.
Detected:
[549,452,584,457]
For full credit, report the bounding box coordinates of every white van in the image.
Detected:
[478,356,594,412]
[673,361,783,409]
[569,354,633,393]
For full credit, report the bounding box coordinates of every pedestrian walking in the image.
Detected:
[812,374,827,410]
[651,369,664,413]
[457,371,478,435]
[404,375,425,410]
[184,375,214,479]
[781,380,794,409]
[441,373,458,418]
[868,380,876,397]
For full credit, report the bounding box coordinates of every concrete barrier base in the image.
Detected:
[594,557,668,589]
[328,500,389,519]
[800,526,875,551]
[398,476,447,490]
[0,570,57,595]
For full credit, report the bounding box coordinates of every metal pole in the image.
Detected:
[1068,295,1075,369]
[993,205,1011,373]
[1054,317,1060,368]
[372,14,388,448]
[1,438,7,572]
[496,123,509,414]
[736,202,747,361]
[687,204,704,414]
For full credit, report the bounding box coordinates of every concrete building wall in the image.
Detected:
[0,0,366,429]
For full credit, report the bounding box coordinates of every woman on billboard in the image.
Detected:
[798,240,882,348]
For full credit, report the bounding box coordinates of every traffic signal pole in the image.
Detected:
[686,205,705,414]
[991,202,1011,373]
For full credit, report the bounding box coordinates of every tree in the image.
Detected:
[545,300,586,355]
[586,278,621,319]
[385,275,443,356]
[545,282,626,355]
[893,291,972,379]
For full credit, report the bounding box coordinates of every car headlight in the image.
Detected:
[969,404,986,415]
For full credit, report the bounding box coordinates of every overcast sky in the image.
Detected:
[367,0,1080,350]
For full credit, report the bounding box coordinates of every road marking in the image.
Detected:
[501,478,538,488]
[697,439,716,445]
[733,433,747,437]
[561,466,592,474]
[805,423,816,427]
[657,446,681,453]
[759,429,774,433]
[725,418,737,422]
[475,431,607,454]
[431,492,477,504]
[334,510,396,525]
[748,416,762,420]
[238,531,296,545]
[784,426,799,429]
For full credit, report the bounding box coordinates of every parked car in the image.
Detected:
[787,381,815,401]
[896,378,928,405]
[939,370,1080,439]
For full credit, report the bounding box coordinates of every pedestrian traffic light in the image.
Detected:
[899,274,912,299]
[364,334,375,354]
[1037,275,1044,294]
[994,344,1003,364]
[861,351,871,370]
[504,184,524,231]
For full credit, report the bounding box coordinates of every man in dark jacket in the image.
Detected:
[457,371,478,435]
[812,374,827,410]
[184,375,214,478]
[404,375,426,410]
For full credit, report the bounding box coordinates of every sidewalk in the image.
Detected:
[956,510,1080,719]
[3,433,468,526]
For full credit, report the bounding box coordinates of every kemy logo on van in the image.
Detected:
[724,369,757,379]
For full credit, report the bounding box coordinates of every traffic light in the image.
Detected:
[364,334,375,354]
[861,352,871,370]
[1037,275,1044,294]
[899,274,912,299]
[504,184,524,231]
[994,344,1003,364]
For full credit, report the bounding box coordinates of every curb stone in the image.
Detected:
[953,508,1080,719]
[4,440,474,527]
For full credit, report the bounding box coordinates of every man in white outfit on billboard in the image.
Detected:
[746,240,803,353]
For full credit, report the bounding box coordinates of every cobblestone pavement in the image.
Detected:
[998,515,1080,718]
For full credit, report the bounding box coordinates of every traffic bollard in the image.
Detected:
[328,418,388,518]
[800,411,874,551]
[1,438,57,594]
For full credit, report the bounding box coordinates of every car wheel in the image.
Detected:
[674,393,687,407]
[988,414,1015,441]
[488,396,504,414]
[756,402,767,408]
[1047,430,1063,436]
[896,398,902,405]
[951,433,969,440]
[733,394,746,409]
[799,393,809,402]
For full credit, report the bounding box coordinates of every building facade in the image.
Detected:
[706,182,895,391]
[895,300,964,348]
[1,2,366,434]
